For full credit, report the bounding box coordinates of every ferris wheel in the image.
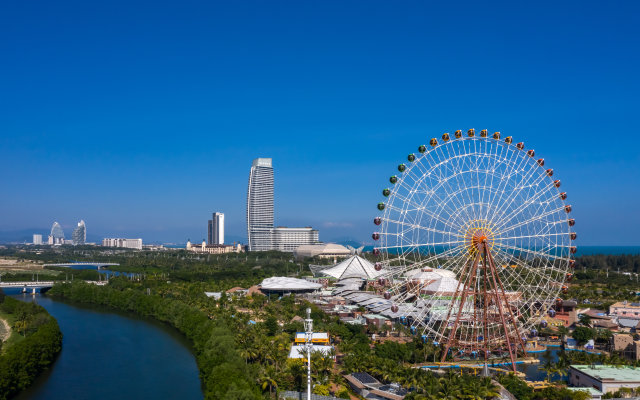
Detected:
[372,129,576,371]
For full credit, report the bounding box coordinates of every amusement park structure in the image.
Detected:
[372,129,576,372]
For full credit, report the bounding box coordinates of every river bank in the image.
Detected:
[9,290,203,400]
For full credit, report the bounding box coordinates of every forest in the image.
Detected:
[0,291,63,400]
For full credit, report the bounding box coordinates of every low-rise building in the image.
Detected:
[294,243,352,260]
[611,334,640,361]
[610,301,640,318]
[102,238,143,250]
[345,372,407,400]
[556,300,578,326]
[569,365,640,394]
[186,240,243,254]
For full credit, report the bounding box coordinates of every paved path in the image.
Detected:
[0,317,10,342]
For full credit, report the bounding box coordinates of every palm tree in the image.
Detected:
[556,325,570,346]
[538,359,556,383]
[259,366,278,399]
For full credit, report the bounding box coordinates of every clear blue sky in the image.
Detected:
[1,0,639,245]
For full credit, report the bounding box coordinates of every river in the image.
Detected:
[8,291,203,400]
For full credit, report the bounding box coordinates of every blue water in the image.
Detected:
[8,290,203,400]
[362,245,640,256]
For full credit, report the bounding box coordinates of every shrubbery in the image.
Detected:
[0,294,63,400]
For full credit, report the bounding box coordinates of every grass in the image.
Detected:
[0,310,25,353]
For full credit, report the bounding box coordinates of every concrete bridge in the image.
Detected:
[0,281,55,293]
[0,280,107,293]
[43,262,119,269]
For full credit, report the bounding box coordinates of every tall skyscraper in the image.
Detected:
[49,221,65,245]
[33,234,43,245]
[207,212,225,245]
[247,158,274,251]
[72,220,86,245]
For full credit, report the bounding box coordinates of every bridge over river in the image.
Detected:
[43,262,119,269]
[0,281,107,293]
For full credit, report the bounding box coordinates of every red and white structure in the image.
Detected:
[372,129,577,372]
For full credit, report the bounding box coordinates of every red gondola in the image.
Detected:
[554,180,561,188]
[568,219,575,226]
[570,232,577,240]
[537,158,545,166]
[527,149,535,157]
[570,246,577,254]
[566,273,573,282]
[546,169,554,177]
[569,259,576,268]
[565,205,572,213]
[560,192,567,200]
[373,248,381,256]
[372,233,380,240]
[516,142,524,150]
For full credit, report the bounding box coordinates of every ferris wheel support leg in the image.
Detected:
[486,249,528,359]
[483,244,518,373]
[440,251,481,364]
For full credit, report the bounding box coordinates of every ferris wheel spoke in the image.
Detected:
[381,218,452,236]
[493,242,570,262]
[492,180,563,233]
[403,164,472,228]
[494,209,568,238]
[487,161,552,229]
[377,240,465,249]
[491,249,557,287]
[484,147,543,227]
[494,231,569,242]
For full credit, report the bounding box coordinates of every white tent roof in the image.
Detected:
[317,255,385,280]
[422,276,460,294]
[260,277,322,291]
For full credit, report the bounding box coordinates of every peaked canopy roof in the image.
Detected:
[315,255,386,280]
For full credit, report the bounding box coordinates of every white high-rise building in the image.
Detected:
[247,158,274,251]
[33,234,43,245]
[72,220,86,245]
[208,212,225,245]
[49,221,65,245]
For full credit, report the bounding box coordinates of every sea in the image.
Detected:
[360,246,640,256]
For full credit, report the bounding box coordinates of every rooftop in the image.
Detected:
[571,365,640,382]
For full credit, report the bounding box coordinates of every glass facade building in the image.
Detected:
[49,221,65,245]
[246,158,274,251]
[208,212,225,245]
[72,220,86,245]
